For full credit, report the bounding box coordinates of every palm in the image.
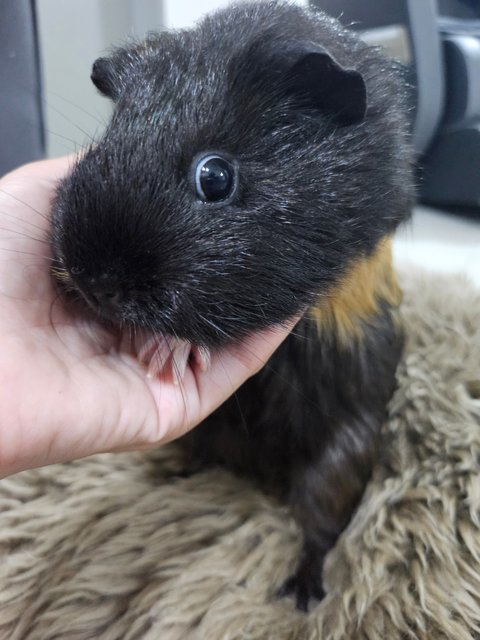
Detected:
[0,158,154,471]
[0,158,293,477]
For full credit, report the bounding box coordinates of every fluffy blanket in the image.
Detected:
[1,270,480,640]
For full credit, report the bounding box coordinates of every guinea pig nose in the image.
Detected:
[96,289,122,307]
[92,279,123,305]
[78,274,124,315]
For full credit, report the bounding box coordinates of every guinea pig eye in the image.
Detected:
[194,155,235,202]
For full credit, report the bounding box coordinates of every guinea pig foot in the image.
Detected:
[138,335,171,369]
[191,345,211,372]
[276,563,326,612]
[143,337,190,382]
[137,335,211,382]
[170,341,191,383]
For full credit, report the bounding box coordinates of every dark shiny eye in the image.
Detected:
[194,154,235,202]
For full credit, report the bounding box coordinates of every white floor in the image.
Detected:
[394,205,480,288]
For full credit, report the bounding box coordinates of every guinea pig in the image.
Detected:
[49,0,414,610]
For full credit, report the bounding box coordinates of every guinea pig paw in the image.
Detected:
[170,340,191,384]
[137,334,182,380]
[191,345,211,373]
[137,335,169,367]
[141,337,190,383]
[137,336,210,382]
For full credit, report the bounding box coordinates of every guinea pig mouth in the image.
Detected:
[135,333,211,383]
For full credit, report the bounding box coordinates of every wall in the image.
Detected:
[37,0,164,157]
[164,0,307,28]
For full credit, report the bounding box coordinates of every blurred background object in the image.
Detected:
[312,0,480,211]
[35,0,165,161]
[311,0,480,282]
[0,0,45,175]
[33,0,307,159]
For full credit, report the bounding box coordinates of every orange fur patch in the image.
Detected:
[310,237,401,342]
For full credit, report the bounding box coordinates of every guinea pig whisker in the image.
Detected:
[0,188,50,222]
[0,226,50,245]
[0,210,48,235]
[45,128,83,152]
[127,324,135,353]
[168,327,190,369]
[197,313,232,341]
[164,335,189,422]
[138,334,166,366]
[46,90,105,126]
[0,247,55,260]
[47,291,70,341]
[44,100,98,144]
[12,81,105,135]
[281,327,312,342]
[215,352,249,438]
[171,352,189,412]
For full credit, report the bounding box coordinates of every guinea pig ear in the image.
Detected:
[282,42,367,125]
[91,57,119,100]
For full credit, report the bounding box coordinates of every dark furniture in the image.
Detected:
[312,0,480,210]
[0,0,45,177]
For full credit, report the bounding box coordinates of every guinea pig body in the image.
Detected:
[188,237,404,609]
[50,1,414,610]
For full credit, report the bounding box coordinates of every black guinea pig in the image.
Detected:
[50,0,414,611]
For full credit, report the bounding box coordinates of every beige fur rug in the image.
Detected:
[1,269,480,640]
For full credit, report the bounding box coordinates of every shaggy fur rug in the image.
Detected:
[1,269,480,640]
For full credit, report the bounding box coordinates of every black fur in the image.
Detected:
[49,1,414,610]
[184,304,404,609]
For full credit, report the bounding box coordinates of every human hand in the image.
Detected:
[0,157,297,478]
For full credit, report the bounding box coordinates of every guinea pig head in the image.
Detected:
[50,5,410,349]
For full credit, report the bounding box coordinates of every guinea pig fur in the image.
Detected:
[50,0,414,610]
